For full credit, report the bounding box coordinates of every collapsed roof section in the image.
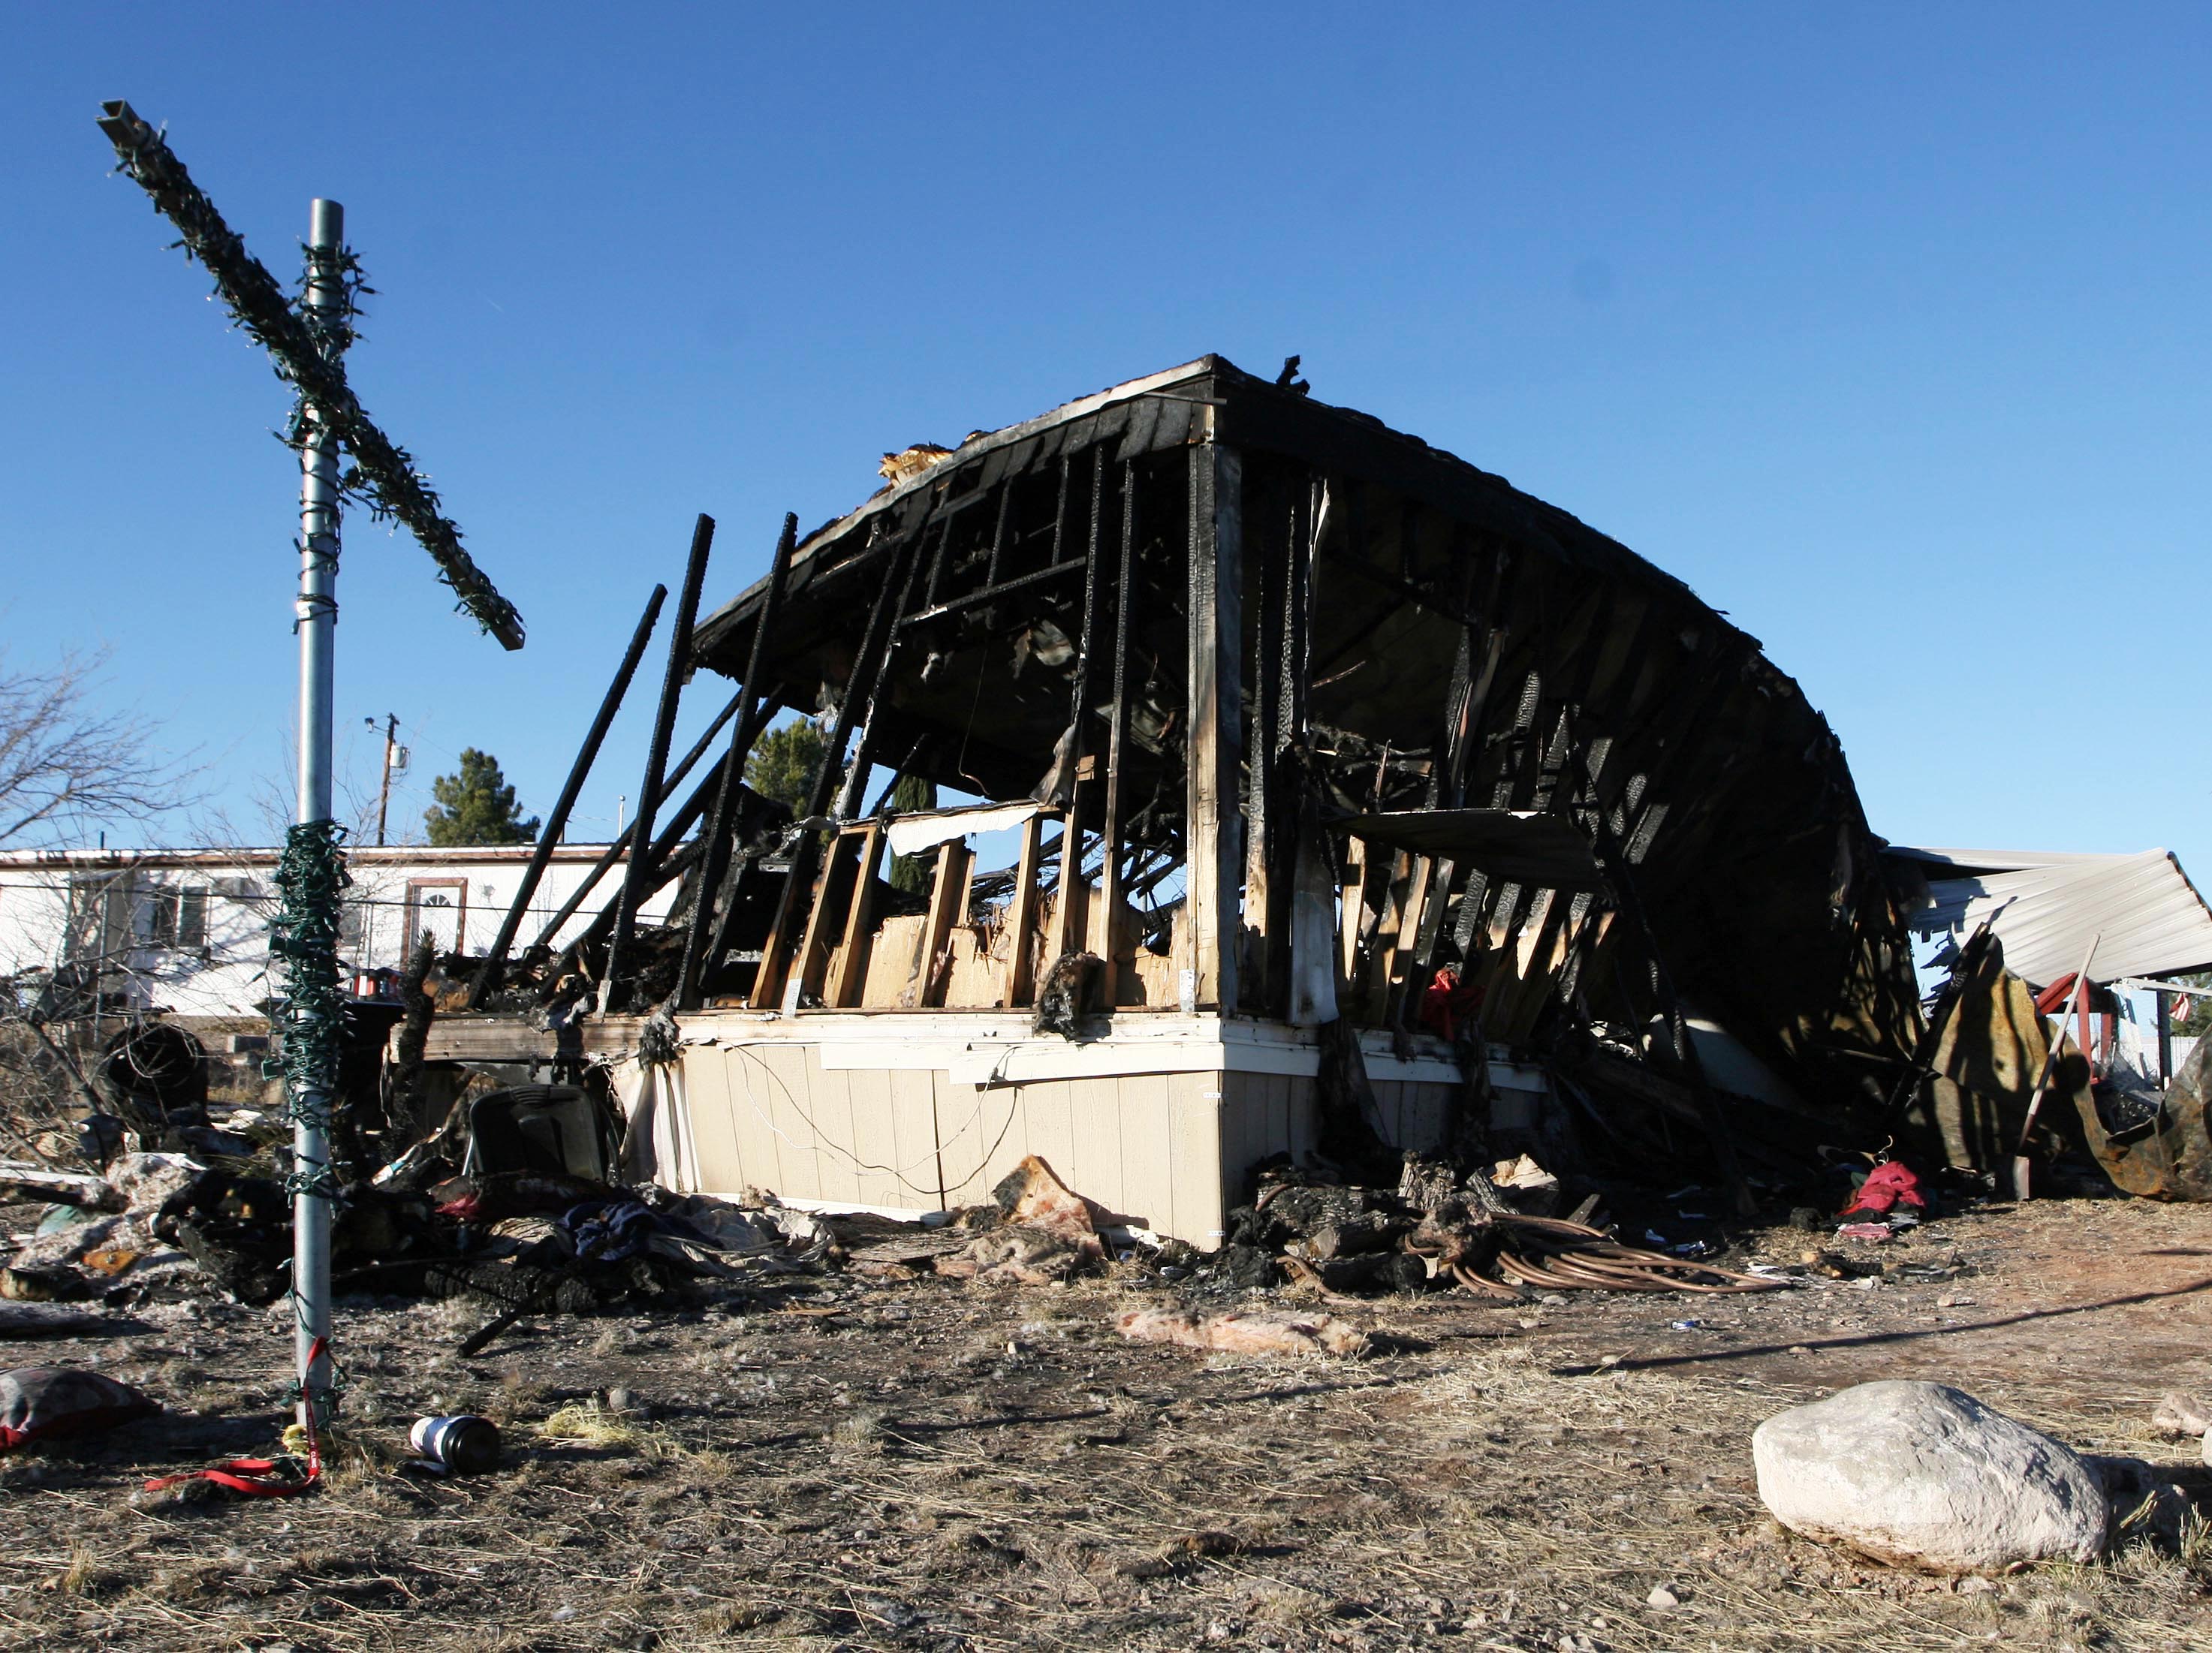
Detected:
[1890,845,2212,986]
[684,355,1920,1145]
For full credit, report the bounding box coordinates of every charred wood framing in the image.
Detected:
[1044,447,1109,968]
[527,690,752,962]
[470,583,668,1009]
[602,515,716,1011]
[1186,437,1243,1013]
[749,524,910,1009]
[677,513,797,1010]
[1098,460,1139,1004]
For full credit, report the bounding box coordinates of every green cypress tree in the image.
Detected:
[888,772,937,893]
[745,718,830,815]
[423,748,539,846]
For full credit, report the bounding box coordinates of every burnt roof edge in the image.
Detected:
[693,354,1718,670]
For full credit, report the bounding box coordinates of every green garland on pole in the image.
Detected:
[95,100,526,652]
[266,820,350,1189]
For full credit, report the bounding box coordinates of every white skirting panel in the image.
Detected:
[669,1010,1546,1245]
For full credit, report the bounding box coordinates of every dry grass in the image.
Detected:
[2,1197,2210,1648]
[535,1396,669,1456]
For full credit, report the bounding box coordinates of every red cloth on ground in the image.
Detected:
[1839,1159,1927,1218]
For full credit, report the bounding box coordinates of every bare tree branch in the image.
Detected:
[0,648,203,848]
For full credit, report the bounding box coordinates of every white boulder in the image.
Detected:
[1752,1380,2107,1571]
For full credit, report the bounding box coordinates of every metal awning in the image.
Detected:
[1886,845,2212,986]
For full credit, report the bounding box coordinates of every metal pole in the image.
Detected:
[293,197,344,1430]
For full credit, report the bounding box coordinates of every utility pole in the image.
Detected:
[369,714,400,847]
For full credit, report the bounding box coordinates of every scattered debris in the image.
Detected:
[1752,1380,2109,1572]
[1114,1305,1373,1359]
[0,1265,92,1304]
[994,1154,1108,1257]
[1836,1221,1895,1243]
[1839,1160,1926,1220]
[0,1162,125,1212]
[1223,1161,1785,1299]
[936,1155,1108,1284]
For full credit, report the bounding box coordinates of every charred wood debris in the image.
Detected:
[14,353,2110,1331]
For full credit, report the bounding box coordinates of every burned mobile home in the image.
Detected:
[444,356,1923,1242]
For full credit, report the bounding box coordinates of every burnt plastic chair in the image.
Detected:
[462,1084,613,1182]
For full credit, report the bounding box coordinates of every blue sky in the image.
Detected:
[4,5,2208,874]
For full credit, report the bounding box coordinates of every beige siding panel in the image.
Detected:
[1069,1077,1128,1217]
[716,1044,788,1197]
[936,1078,1007,1206]
[1398,1080,1453,1154]
[1168,1070,1228,1244]
[990,1079,1059,1199]
[1368,1077,1403,1146]
[652,1028,1462,1243]
[810,1060,865,1204]
[1023,1079,1077,1188]
[1214,1072,1253,1199]
[886,1068,945,1208]
[1246,1070,1279,1185]
[1282,1073,1312,1161]
[1247,1073,1279,1185]
[1212,1075,1247,1203]
[1251,1071,1282,1164]
[841,1067,898,1206]
[760,1043,824,1202]
[1116,1074,1176,1233]
[678,1046,747,1194]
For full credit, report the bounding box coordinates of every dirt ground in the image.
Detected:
[6,1192,2212,1652]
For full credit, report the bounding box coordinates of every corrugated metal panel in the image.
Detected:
[1888,845,2124,875]
[1898,848,2212,986]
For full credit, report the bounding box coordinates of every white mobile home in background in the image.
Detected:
[0,842,667,1022]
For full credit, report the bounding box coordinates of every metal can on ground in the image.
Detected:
[407,1414,501,1474]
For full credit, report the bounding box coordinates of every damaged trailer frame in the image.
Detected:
[428,356,1924,1244]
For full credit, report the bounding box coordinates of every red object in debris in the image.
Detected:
[1839,1159,1927,1218]
[140,1337,330,1499]
[1,1367,158,1452]
[1418,968,1485,1042]
[1837,1221,1894,1242]
[2035,974,2082,1016]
